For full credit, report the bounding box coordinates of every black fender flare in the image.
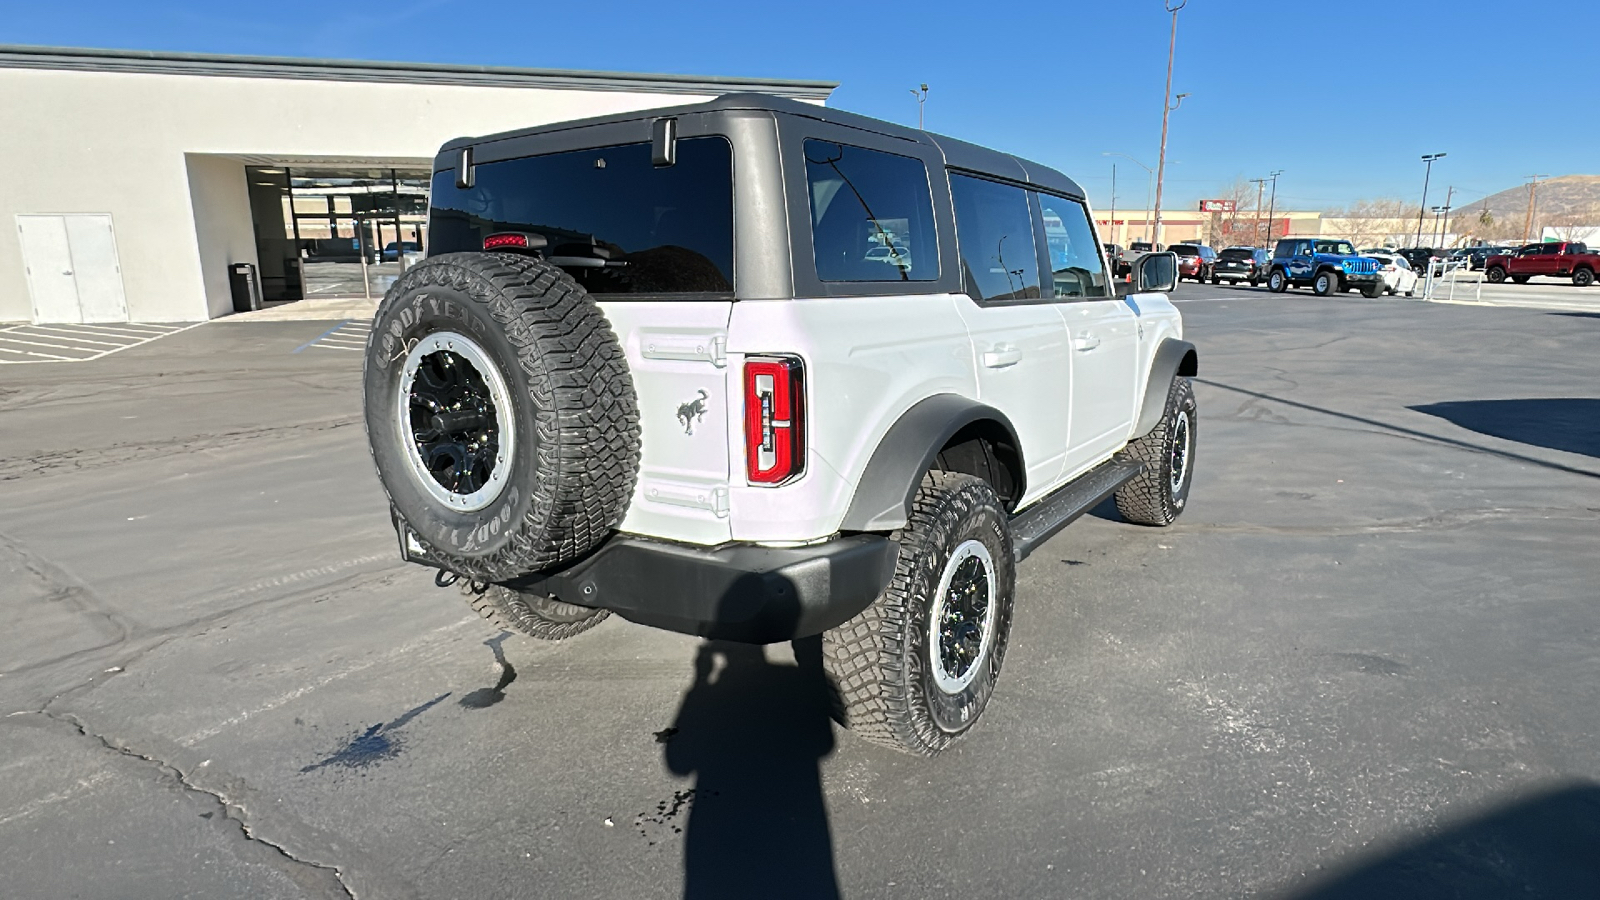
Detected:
[839,395,1022,532]
[1132,339,1199,438]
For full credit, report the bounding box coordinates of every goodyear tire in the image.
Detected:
[1268,269,1288,293]
[363,253,641,583]
[1113,378,1197,526]
[1313,269,1340,296]
[821,472,1015,757]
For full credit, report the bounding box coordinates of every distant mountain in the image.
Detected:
[1456,175,1600,224]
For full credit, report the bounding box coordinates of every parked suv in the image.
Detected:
[1168,243,1217,282]
[1215,246,1268,286]
[1266,237,1385,297]
[362,95,1198,757]
[1485,242,1598,286]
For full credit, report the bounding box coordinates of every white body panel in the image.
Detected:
[598,290,1182,548]
[16,214,129,324]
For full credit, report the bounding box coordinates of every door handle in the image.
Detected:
[981,345,1023,368]
[1073,333,1101,352]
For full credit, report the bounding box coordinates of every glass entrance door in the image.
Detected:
[246,166,430,302]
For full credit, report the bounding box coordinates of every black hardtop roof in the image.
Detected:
[440,93,1085,199]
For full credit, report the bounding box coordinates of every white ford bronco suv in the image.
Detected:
[363,95,1197,756]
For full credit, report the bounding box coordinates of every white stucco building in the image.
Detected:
[0,46,834,324]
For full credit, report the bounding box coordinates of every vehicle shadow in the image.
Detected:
[663,632,842,900]
[1281,781,1600,899]
[1409,399,1600,459]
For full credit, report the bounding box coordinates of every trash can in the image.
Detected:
[229,262,262,313]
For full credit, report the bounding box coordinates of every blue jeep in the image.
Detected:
[1266,237,1385,298]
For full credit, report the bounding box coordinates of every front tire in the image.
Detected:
[1268,269,1288,293]
[822,472,1015,757]
[1313,270,1340,296]
[1362,282,1384,299]
[1486,266,1507,283]
[1114,378,1197,526]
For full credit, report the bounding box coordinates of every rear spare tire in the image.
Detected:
[363,252,641,582]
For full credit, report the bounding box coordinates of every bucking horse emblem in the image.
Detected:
[676,390,709,435]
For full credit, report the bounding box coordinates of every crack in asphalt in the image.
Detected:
[0,417,361,481]
[23,710,356,900]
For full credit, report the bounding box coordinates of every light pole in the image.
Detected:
[1151,0,1188,249]
[1432,185,1455,247]
[1264,170,1283,248]
[1104,152,1154,242]
[909,84,928,130]
[1415,152,1446,248]
[1109,163,1118,244]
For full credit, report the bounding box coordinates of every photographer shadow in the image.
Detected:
[664,633,842,900]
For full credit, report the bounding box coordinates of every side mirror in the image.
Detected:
[1136,251,1178,293]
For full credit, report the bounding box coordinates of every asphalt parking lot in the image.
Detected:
[3,285,1598,899]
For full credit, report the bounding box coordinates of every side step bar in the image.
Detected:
[1009,459,1143,562]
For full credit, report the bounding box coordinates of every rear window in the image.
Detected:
[1168,244,1200,255]
[427,137,734,295]
[1220,248,1253,260]
[804,140,938,282]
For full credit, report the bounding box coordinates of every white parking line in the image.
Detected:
[294,319,373,354]
[0,322,201,364]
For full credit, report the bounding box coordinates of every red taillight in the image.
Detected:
[744,356,805,485]
[484,232,532,250]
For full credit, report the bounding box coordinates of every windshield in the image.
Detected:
[1313,241,1357,256]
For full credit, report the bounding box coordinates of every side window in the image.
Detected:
[950,174,1041,302]
[1274,239,1296,258]
[804,140,938,282]
[1035,193,1109,299]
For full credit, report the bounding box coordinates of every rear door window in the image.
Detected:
[804,140,938,282]
[1034,192,1109,299]
[950,174,1041,302]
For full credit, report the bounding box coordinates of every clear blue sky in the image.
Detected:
[8,0,1592,212]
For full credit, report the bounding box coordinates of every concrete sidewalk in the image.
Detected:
[225,296,379,322]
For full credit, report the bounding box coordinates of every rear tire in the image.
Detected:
[1114,378,1197,527]
[821,472,1015,757]
[1268,269,1288,293]
[1575,268,1595,287]
[363,253,641,582]
[468,583,610,640]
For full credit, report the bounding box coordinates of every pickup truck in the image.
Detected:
[1485,242,1598,287]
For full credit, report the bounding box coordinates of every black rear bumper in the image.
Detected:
[405,527,899,644]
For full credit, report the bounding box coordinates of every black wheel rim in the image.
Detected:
[932,544,993,692]
[408,350,500,495]
[1169,410,1191,495]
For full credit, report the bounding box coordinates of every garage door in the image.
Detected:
[16,214,130,324]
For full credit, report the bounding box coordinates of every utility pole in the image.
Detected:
[1264,170,1283,249]
[1432,185,1454,247]
[1104,152,1154,242]
[1151,0,1187,249]
[909,84,928,130]
[1415,153,1446,248]
[1523,174,1549,242]
[1249,178,1267,247]
[1109,163,1118,245]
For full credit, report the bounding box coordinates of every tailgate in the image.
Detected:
[599,300,735,545]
